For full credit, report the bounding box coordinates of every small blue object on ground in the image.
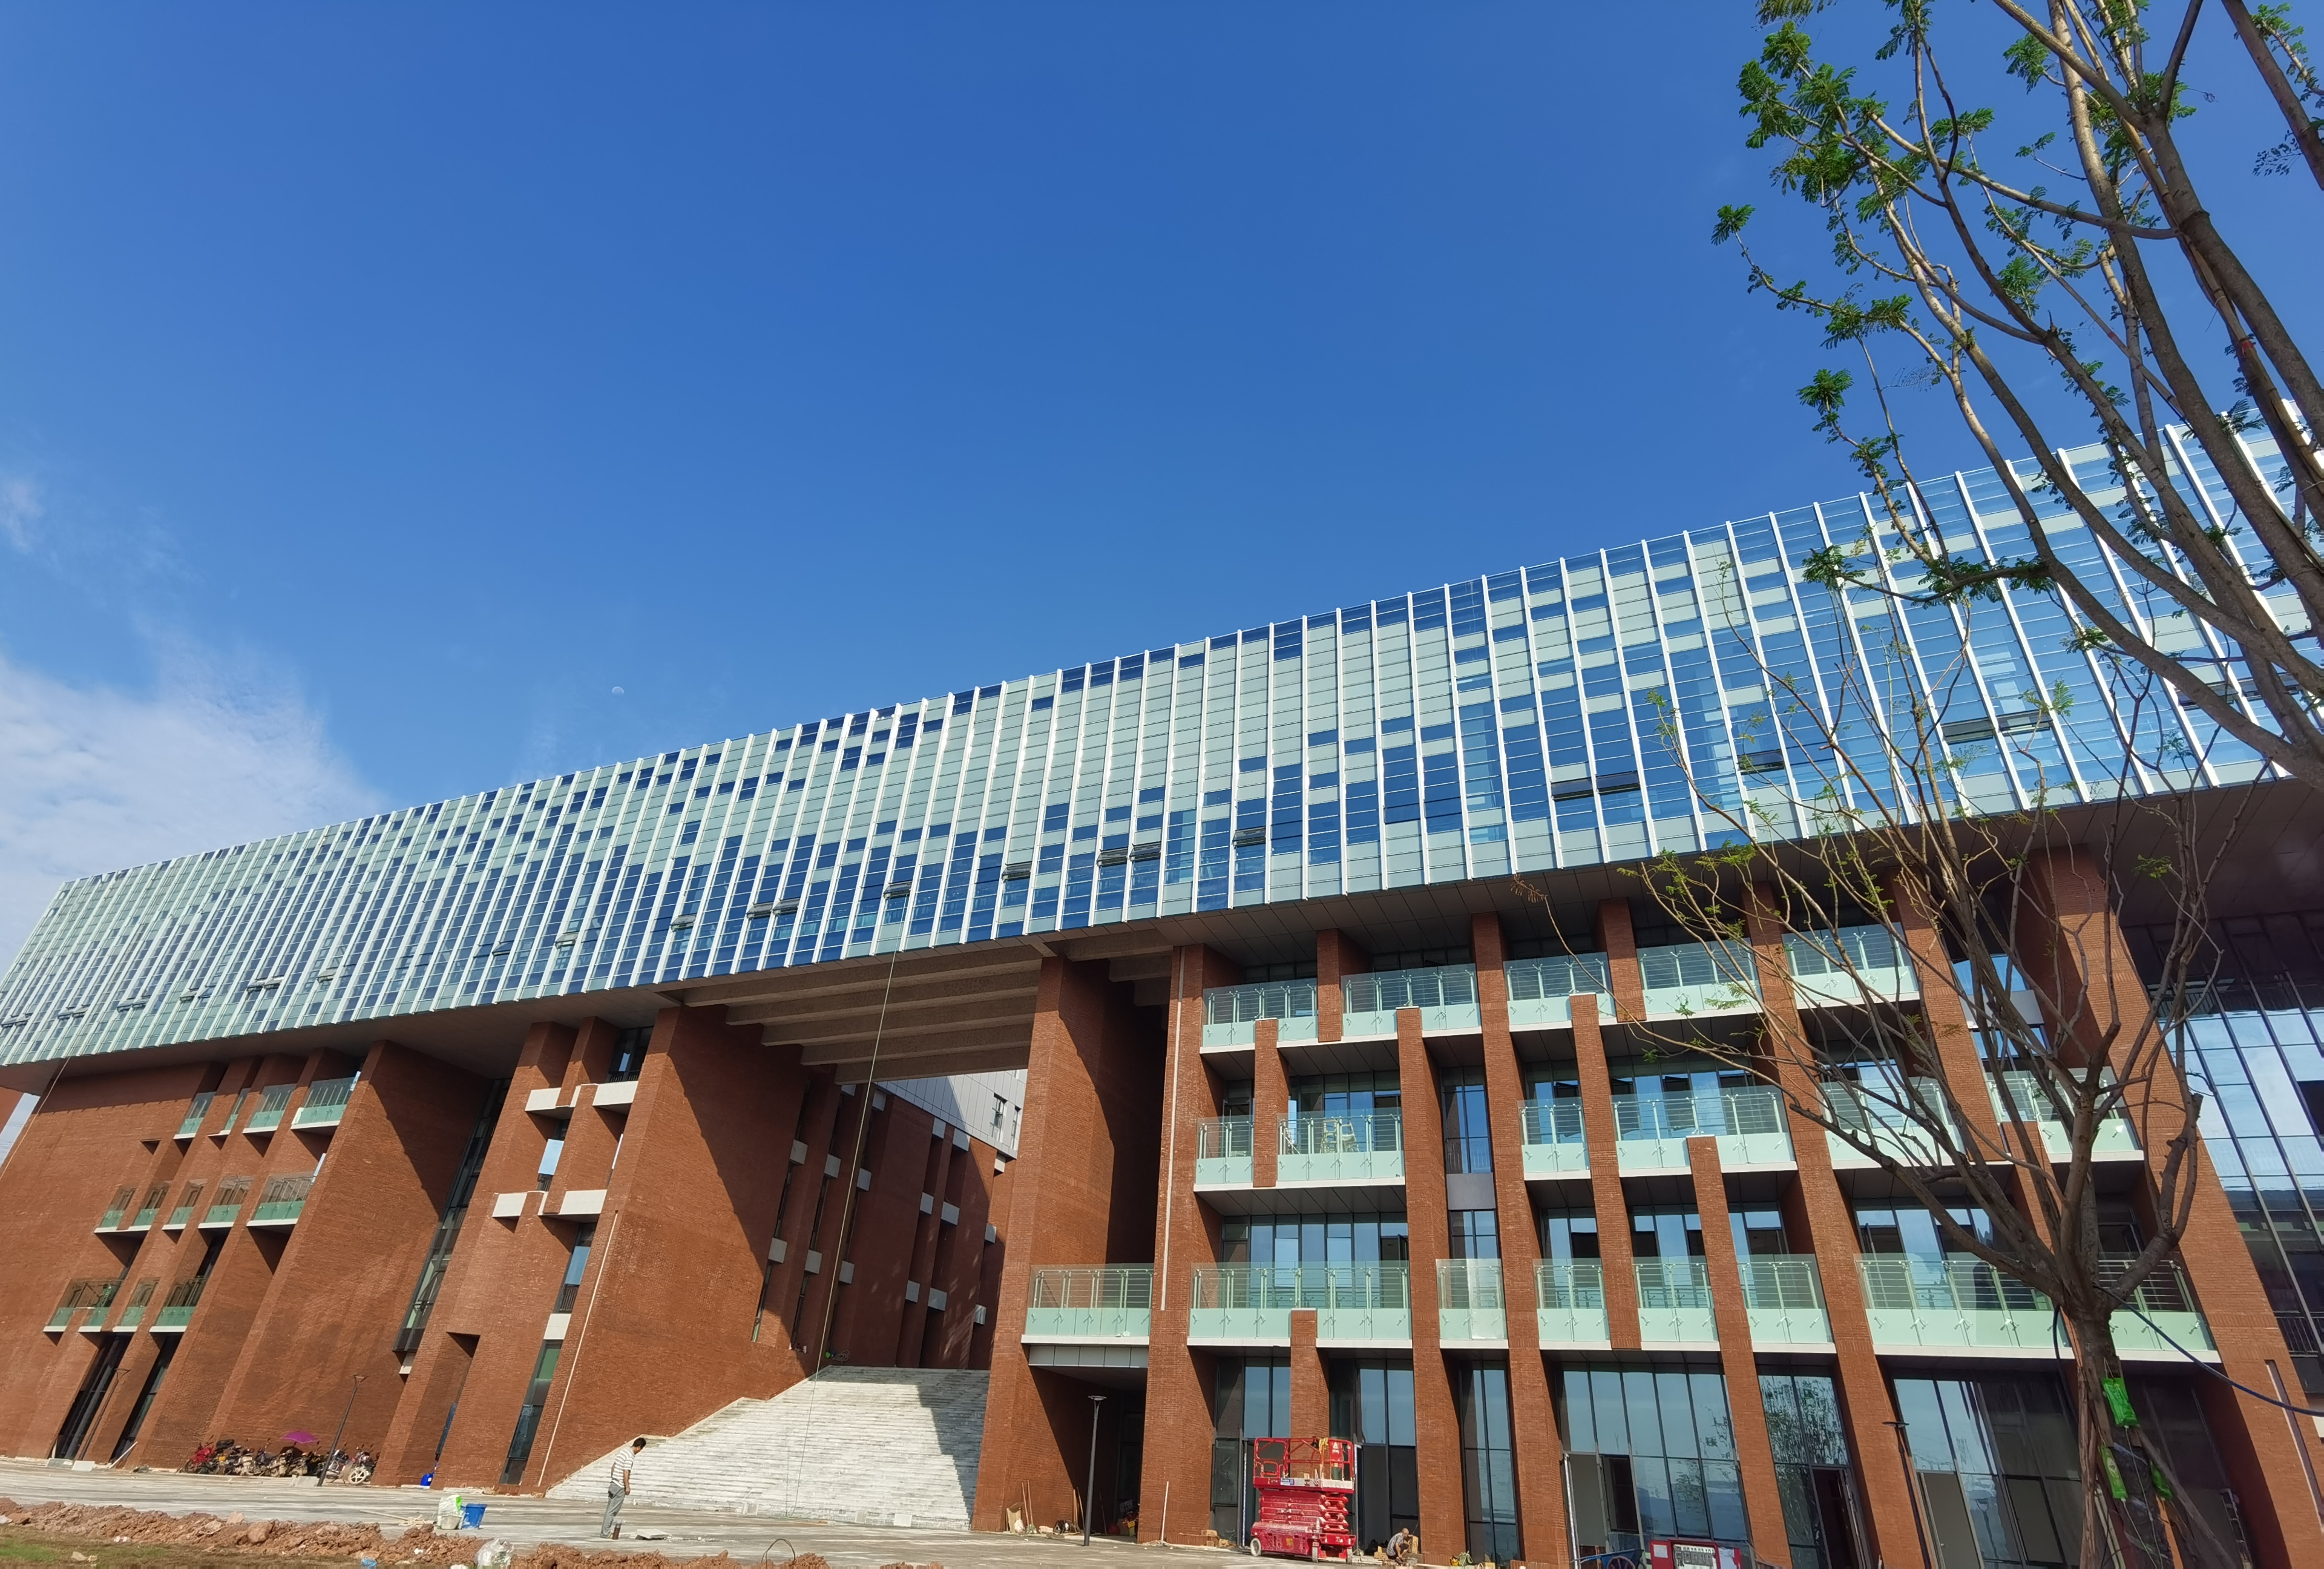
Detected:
[461,1504,487,1530]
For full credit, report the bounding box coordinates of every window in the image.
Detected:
[1441,1071,1492,1174]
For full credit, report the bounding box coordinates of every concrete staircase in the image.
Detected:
[548,1368,988,1528]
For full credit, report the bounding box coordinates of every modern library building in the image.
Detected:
[5,421,2324,1568]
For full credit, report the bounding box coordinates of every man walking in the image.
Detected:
[602,1438,646,1538]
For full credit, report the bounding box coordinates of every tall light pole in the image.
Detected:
[1082,1393,1106,1545]
[328,1374,366,1469]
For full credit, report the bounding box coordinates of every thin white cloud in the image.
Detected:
[0,645,382,969]
[0,475,41,553]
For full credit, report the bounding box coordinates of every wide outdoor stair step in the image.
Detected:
[547,1367,988,1528]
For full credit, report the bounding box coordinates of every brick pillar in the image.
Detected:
[209,1042,490,1472]
[1571,995,1640,1348]
[1140,945,1238,1545]
[514,1004,810,1492]
[1688,1137,1790,1568]
[1742,887,1922,1568]
[976,955,1165,1531]
[2021,849,2324,1569]
[379,1022,577,1484]
[1316,929,1368,1045]
[1253,1018,1283,1189]
[1397,1006,1465,1562]
[1288,1309,1328,1438]
[1597,898,1644,1022]
[1883,873,2010,1154]
[1473,913,1571,1567]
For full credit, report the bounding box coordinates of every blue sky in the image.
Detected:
[0,2,2316,956]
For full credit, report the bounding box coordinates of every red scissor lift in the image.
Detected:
[1247,1436,1358,1561]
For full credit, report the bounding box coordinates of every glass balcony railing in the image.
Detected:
[1195,1116,1255,1185]
[1988,1068,2141,1159]
[98,1185,135,1231]
[201,1176,253,1228]
[1025,1266,1154,1340]
[1278,1111,1403,1183]
[154,1275,206,1331]
[130,1185,166,1229]
[46,1278,117,1332]
[1520,1099,1589,1177]
[294,1076,357,1128]
[1203,981,1319,1047]
[1505,954,1612,1027]
[1638,941,1758,1017]
[1859,1254,2214,1357]
[1437,1258,1507,1343]
[1189,1262,1412,1344]
[1344,965,1480,1036]
[243,1083,296,1134]
[1636,1258,1718,1344]
[251,1172,313,1225]
[114,1278,157,1330]
[1823,1076,1955,1167]
[1536,1259,1609,1344]
[1611,1086,1791,1169]
[1739,1255,1831,1345]
[165,1182,204,1229]
[175,1091,214,1140]
[1787,926,1919,1005]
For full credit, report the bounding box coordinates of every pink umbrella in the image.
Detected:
[283,1430,318,1445]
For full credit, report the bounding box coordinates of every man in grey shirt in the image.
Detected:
[603,1438,646,1538]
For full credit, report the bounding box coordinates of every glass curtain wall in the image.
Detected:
[1328,1360,1419,1554]
[1213,1358,1291,1543]
[1556,1367,1749,1554]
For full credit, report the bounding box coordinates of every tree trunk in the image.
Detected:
[2064,1308,2234,1569]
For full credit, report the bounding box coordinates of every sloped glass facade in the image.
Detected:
[0,421,2298,1068]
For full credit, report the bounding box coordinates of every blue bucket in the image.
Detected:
[460,1503,487,1530]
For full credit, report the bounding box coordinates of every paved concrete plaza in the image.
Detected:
[0,1461,1174,1569]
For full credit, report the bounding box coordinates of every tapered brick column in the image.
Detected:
[1741,887,1921,1569]
[2022,849,2324,1569]
[1571,995,1640,1348]
[1288,1309,1328,1438]
[977,955,1166,1532]
[1396,1006,1466,1562]
[1140,945,1238,1545]
[1253,1018,1284,1189]
[1316,929,1368,1044]
[1597,899,1644,1022]
[1473,913,1572,1566]
[1688,1137,1789,1567]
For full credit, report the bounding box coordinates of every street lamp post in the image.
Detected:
[328,1374,366,1471]
[1083,1393,1106,1545]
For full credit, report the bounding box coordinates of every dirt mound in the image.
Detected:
[0,1501,838,1569]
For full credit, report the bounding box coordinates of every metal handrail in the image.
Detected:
[1638,941,1756,993]
[1784,926,1906,979]
[2098,1254,2198,1315]
[1345,965,1477,1013]
[1822,1075,1951,1134]
[1190,1261,1411,1311]
[1520,1100,1586,1145]
[176,1091,214,1139]
[1204,979,1318,1025]
[1535,1259,1607,1309]
[294,1076,358,1125]
[244,1083,296,1133]
[1437,1258,1505,1310]
[47,1278,118,1329]
[1988,1068,2136,1132]
[1279,1110,1403,1156]
[1738,1255,1825,1310]
[254,1173,314,1222]
[1196,1116,1254,1160]
[1506,955,1610,1001]
[1029,1266,1154,1310]
[1610,1086,1785,1140]
[1858,1255,2046,1314]
[1636,1258,1714,1308]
